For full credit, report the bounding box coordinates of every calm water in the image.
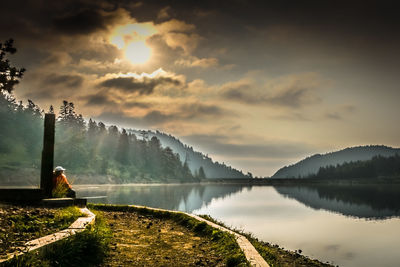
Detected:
[75,183,400,267]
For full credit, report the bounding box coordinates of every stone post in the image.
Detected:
[40,113,55,198]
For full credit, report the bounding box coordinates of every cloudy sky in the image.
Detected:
[1,0,399,176]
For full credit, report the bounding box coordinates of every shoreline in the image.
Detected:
[1,202,333,266]
[90,204,332,267]
[2,176,400,189]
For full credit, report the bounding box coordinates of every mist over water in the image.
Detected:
[76,184,400,267]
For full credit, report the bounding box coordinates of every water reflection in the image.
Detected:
[274,184,400,219]
[75,184,250,212]
[76,183,400,219]
[75,183,400,267]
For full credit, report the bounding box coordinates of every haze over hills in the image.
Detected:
[272,145,400,178]
[127,129,250,179]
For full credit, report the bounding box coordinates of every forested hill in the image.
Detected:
[308,154,400,180]
[272,145,400,178]
[0,93,248,186]
[127,130,249,179]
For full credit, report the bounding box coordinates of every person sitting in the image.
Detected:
[52,166,76,198]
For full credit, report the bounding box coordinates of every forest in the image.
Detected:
[0,94,205,184]
[0,93,251,185]
[308,154,400,179]
[128,129,251,179]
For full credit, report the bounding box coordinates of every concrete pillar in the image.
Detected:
[40,113,55,198]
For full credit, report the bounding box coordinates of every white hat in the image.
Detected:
[54,166,66,172]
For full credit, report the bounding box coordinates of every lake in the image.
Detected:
[74,183,400,267]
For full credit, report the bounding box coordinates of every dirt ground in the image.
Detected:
[101,211,227,266]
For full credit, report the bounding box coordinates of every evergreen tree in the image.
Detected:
[0,39,25,94]
[182,158,193,180]
[198,166,206,179]
[116,129,129,164]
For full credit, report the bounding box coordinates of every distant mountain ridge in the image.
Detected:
[272,145,400,178]
[127,129,249,179]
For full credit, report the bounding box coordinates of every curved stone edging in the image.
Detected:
[0,207,95,263]
[128,205,270,267]
[189,214,269,267]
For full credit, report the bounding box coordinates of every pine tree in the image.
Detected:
[116,129,129,164]
[198,166,206,179]
[0,39,25,94]
[182,158,193,180]
[87,119,98,136]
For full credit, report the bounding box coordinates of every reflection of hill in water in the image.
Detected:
[77,184,249,212]
[274,185,400,219]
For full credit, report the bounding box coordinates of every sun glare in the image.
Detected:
[125,41,151,64]
[109,23,156,65]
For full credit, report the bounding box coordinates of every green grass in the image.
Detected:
[1,206,83,256]
[11,206,83,233]
[89,203,249,267]
[3,210,112,267]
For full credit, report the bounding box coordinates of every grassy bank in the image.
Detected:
[2,209,111,267]
[0,205,82,257]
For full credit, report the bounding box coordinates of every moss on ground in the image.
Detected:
[90,204,248,266]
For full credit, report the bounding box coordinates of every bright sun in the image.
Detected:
[125,41,151,64]
[109,23,156,65]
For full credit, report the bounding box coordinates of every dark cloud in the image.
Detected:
[143,110,177,124]
[181,134,316,159]
[53,9,120,35]
[98,76,182,95]
[324,105,357,120]
[95,110,173,128]
[221,84,319,108]
[267,87,316,108]
[70,43,121,64]
[325,112,342,120]
[23,72,84,101]
[123,101,151,109]
[84,93,115,106]
[96,102,231,127]
[42,73,84,88]
[179,102,230,118]
[84,92,152,108]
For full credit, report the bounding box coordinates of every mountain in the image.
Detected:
[272,145,400,178]
[127,129,249,179]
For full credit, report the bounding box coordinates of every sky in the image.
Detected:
[1,0,399,176]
